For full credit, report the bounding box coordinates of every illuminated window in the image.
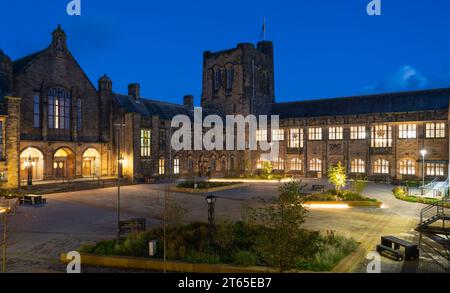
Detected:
[256,129,267,142]
[33,93,40,128]
[140,129,151,157]
[399,160,416,175]
[329,127,343,140]
[158,158,165,175]
[289,128,303,148]
[426,163,446,176]
[308,128,322,141]
[350,126,366,140]
[373,159,389,174]
[351,159,365,173]
[425,123,446,138]
[309,158,322,172]
[48,88,71,130]
[256,158,268,169]
[290,158,302,171]
[399,124,416,139]
[173,158,180,174]
[371,125,392,148]
[272,129,284,141]
[272,158,285,170]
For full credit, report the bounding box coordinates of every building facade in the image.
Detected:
[0,26,448,188]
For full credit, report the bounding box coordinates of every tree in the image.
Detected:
[248,180,308,272]
[351,177,368,196]
[328,162,347,192]
[261,161,273,179]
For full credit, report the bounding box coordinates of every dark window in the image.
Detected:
[33,93,40,128]
[213,69,221,90]
[77,99,83,131]
[226,67,234,90]
[159,129,166,150]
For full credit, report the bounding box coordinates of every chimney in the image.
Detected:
[183,95,194,109]
[128,83,140,100]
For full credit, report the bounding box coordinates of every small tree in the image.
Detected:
[351,178,368,196]
[261,161,273,179]
[328,162,347,192]
[248,180,308,272]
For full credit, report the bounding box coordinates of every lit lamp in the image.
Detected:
[205,194,217,226]
[24,155,35,186]
[420,149,427,193]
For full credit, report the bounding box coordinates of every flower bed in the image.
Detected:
[392,187,449,207]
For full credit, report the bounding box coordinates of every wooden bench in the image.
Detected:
[379,236,419,261]
[311,185,325,193]
[376,244,404,261]
[119,218,146,233]
[19,195,47,206]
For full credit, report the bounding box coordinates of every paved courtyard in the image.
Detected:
[0,179,442,273]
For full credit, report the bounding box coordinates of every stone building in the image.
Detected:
[0,26,448,188]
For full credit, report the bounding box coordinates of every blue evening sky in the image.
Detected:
[1,0,450,105]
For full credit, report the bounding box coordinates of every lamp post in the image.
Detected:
[25,155,35,187]
[205,194,217,226]
[420,149,427,194]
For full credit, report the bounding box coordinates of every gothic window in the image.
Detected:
[272,158,284,170]
[425,123,446,138]
[48,88,71,130]
[399,159,416,175]
[329,127,343,140]
[77,99,83,131]
[159,157,165,175]
[141,129,151,157]
[290,158,302,171]
[159,129,166,150]
[308,127,322,141]
[371,125,392,148]
[426,163,446,176]
[399,124,416,139]
[173,158,180,174]
[256,129,267,142]
[309,158,322,172]
[213,68,221,90]
[226,67,234,91]
[351,159,365,173]
[350,126,366,140]
[33,93,40,128]
[289,128,303,148]
[373,159,389,174]
[272,129,284,141]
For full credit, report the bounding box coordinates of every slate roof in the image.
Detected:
[271,88,450,119]
[12,50,45,74]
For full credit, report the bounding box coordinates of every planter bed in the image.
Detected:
[305,201,383,208]
[171,183,247,194]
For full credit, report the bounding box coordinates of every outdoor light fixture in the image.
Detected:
[205,194,217,226]
[25,155,36,186]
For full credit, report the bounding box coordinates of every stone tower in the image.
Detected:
[201,41,275,116]
[98,74,113,142]
[0,49,13,97]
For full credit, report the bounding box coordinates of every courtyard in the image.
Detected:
[0,179,443,273]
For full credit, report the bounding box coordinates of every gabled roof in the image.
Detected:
[271,88,450,119]
[12,50,45,74]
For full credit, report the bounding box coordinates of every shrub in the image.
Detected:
[351,179,368,196]
[232,251,258,267]
[305,193,337,202]
[392,186,407,198]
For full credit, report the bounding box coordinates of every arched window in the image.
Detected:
[373,159,389,174]
[173,157,180,175]
[187,157,193,172]
[290,158,302,171]
[309,158,322,172]
[351,159,365,174]
[272,158,284,170]
[399,159,416,175]
[48,88,71,130]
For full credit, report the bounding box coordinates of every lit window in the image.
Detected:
[399,160,416,175]
[289,128,303,148]
[173,158,180,174]
[373,159,389,174]
[141,129,151,157]
[309,158,322,172]
[272,129,284,141]
[48,88,71,130]
[308,128,322,141]
[33,93,40,128]
[351,159,365,173]
[290,158,302,171]
[272,158,284,170]
[256,158,268,169]
[426,163,446,176]
[329,127,343,140]
[425,123,446,138]
[350,126,366,140]
[158,158,165,175]
[256,129,267,142]
[371,125,392,148]
[399,124,416,139]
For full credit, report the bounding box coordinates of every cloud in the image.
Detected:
[364,65,429,94]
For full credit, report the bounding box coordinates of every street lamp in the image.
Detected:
[205,194,217,226]
[420,149,427,193]
[24,155,35,186]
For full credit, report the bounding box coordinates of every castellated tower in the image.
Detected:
[201,41,275,116]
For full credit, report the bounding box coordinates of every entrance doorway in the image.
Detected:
[53,148,75,179]
[20,147,44,184]
[82,148,101,177]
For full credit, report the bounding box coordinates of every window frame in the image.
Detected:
[398,124,417,139]
[308,127,322,141]
[373,159,389,174]
[140,129,151,157]
[329,126,343,140]
[350,126,366,140]
[350,158,365,174]
[371,125,393,148]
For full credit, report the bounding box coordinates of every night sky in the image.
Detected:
[1,0,450,105]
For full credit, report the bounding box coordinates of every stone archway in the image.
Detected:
[53,147,75,179]
[82,148,101,177]
[20,147,44,183]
